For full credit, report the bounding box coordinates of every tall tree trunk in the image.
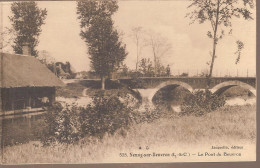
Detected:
[208,0,220,86]
[209,37,217,78]
[101,76,105,90]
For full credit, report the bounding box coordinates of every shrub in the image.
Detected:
[180,89,225,116]
[131,100,173,124]
[42,92,136,145]
[131,107,162,124]
[43,90,179,145]
[41,102,80,145]
[79,92,134,139]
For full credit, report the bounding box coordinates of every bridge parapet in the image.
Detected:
[119,77,256,89]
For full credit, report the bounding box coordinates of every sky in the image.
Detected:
[0,0,256,76]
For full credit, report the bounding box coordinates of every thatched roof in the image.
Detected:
[0,53,65,88]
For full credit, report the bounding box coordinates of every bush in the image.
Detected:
[79,92,134,139]
[42,93,135,145]
[41,102,80,146]
[131,107,162,124]
[180,89,225,116]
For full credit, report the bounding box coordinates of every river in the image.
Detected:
[56,96,256,113]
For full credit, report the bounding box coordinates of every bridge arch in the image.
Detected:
[150,80,194,102]
[211,80,256,96]
[127,88,143,104]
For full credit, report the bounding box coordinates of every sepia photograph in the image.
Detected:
[0,0,256,164]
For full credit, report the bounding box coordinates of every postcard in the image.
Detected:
[0,0,256,164]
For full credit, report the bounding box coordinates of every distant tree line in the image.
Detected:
[106,58,171,78]
[76,60,171,79]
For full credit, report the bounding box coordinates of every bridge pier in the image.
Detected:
[250,89,256,96]
[135,89,156,109]
[135,89,158,103]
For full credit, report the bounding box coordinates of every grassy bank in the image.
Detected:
[56,82,86,98]
[2,104,256,164]
[56,80,132,98]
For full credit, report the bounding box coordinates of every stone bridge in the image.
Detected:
[118,77,256,103]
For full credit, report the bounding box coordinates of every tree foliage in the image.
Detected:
[42,94,136,145]
[138,58,154,77]
[9,2,47,56]
[79,93,133,139]
[187,0,254,79]
[77,0,127,89]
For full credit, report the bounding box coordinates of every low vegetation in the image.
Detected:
[41,92,168,145]
[1,85,256,163]
[56,79,134,98]
[2,104,256,164]
[42,93,136,145]
[181,89,226,116]
[56,82,86,98]
[222,86,255,99]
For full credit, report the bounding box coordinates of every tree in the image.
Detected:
[0,28,15,52]
[77,0,127,90]
[117,63,129,78]
[156,61,169,77]
[145,31,172,77]
[187,0,254,82]
[9,2,47,56]
[138,58,154,77]
[131,26,144,72]
[166,64,171,77]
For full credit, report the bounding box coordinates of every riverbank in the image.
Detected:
[2,104,256,164]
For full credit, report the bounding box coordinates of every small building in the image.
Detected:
[0,49,64,116]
